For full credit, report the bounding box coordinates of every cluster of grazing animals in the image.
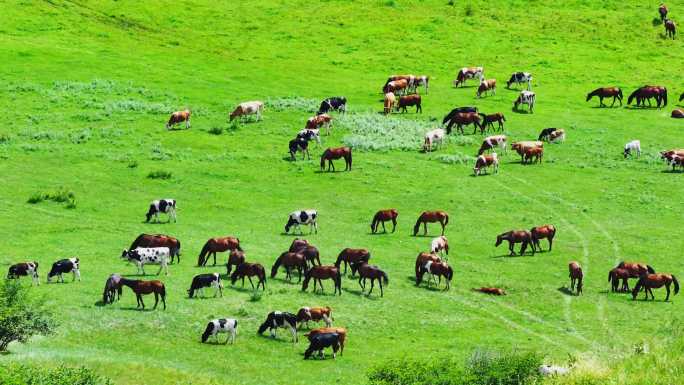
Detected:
[129,234,181,264]
[306,114,333,135]
[289,136,311,161]
[660,149,684,165]
[145,199,177,223]
[472,287,506,295]
[7,262,39,285]
[632,273,679,301]
[285,210,318,234]
[547,129,565,143]
[530,224,556,252]
[166,109,191,130]
[289,239,321,266]
[608,267,631,292]
[335,248,371,276]
[624,140,641,158]
[317,96,347,115]
[415,252,441,284]
[627,85,668,108]
[430,235,449,258]
[229,100,264,122]
[397,94,422,113]
[306,327,347,355]
[197,236,242,267]
[47,258,80,283]
[664,19,676,39]
[506,72,532,90]
[423,128,446,152]
[672,109,684,118]
[495,230,533,256]
[201,318,238,344]
[586,87,623,107]
[568,262,583,295]
[473,153,499,176]
[383,78,408,95]
[270,251,308,282]
[383,92,395,114]
[443,106,478,124]
[413,210,449,236]
[121,247,170,276]
[320,146,352,172]
[523,146,544,164]
[296,306,333,329]
[660,3,669,21]
[304,332,341,360]
[512,141,543,163]
[226,249,246,275]
[230,262,266,290]
[350,261,389,297]
[370,209,398,233]
[302,265,342,295]
[102,274,122,304]
[119,277,166,310]
[258,311,298,342]
[538,128,560,141]
[444,111,482,135]
[188,273,223,298]
[413,75,430,94]
[419,260,453,290]
[479,112,506,132]
[476,77,496,98]
[453,67,483,87]
[478,135,507,155]
[513,90,536,113]
[617,261,656,278]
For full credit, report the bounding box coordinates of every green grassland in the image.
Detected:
[1,1,684,384]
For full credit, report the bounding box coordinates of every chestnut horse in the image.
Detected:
[608,267,631,292]
[226,249,245,275]
[632,273,679,301]
[472,287,506,295]
[628,86,667,108]
[129,234,181,264]
[659,3,668,21]
[480,112,506,132]
[444,112,482,135]
[530,225,556,252]
[335,248,371,276]
[271,251,308,282]
[413,211,449,236]
[586,87,623,107]
[370,209,398,234]
[289,239,321,267]
[197,236,242,266]
[664,19,676,40]
[230,262,266,290]
[495,230,533,256]
[419,261,453,290]
[119,278,166,310]
[350,261,388,297]
[415,252,441,284]
[320,147,352,172]
[616,261,656,278]
[568,261,583,295]
[302,265,342,295]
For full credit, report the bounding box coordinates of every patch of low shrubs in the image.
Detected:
[147,170,172,180]
[340,112,437,151]
[0,363,111,385]
[27,188,76,209]
[265,96,319,112]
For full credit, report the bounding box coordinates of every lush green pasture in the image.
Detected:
[1,1,684,384]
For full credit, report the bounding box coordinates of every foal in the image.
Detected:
[495,230,533,256]
[119,278,166,310]
[608,267,631,292]
[568,262,583,295]
[370,209,398,233]
[413,211,449,236]
[230,262,266,290]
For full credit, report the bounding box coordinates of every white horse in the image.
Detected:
[201,318,238,344]
[424,128,446,152]
[624,140,641,158]
[514,91,536,113]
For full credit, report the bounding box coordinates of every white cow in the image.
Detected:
[514,91,536,113]
[201,318,238,344]
[284,210,318,234]
[624,140,641,158]
[121,247,170,276]
[229,101,264,122]
[145,199,176,223]
[507,72,533,90]
[424,128,446,152]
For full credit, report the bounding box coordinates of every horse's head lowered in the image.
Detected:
[495,235,503,247]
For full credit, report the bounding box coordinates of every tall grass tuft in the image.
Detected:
[147,170,172,180]
[27,188,76,208]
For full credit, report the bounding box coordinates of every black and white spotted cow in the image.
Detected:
[7,262,39,285]
[145,199,177,223]
[317,97,347,115]
[304,332,341,360]
[284,210,318,234]
[201,318,238,344]
[121,247,170,275]
[188,273,223,298]
[257,311,298,343]
[47,257,80,283]
[506,72,533,90]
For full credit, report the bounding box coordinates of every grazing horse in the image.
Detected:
[335,248,371,275]
[188,273,223,298]
[480,112,506,132]
[226,249,246,275]
[424,128,446,152]
[119,277,166,310]
[289,240,321,267]
[453,67,483,87]
[129,234,181,264]
[442,106,478,126]
[476,78,496,98]
[568,262,583,295]
[229,101,263,122]
[495,230,533,256]
[230,262,266,290]
[523,146,544,164]
[258,311,298,342]
[121,247,170,276]
[672,109,684,118]
[659,3,668,21]
[632,274,679,301]
[473,153,499,176]
[507,72,532,90]
[304,333,341,360]
[513,91,536,113]
[608,268,631,292]
[586,87,623,107]
[296,306,333,329]
[419,260,453,290]
[664,19,676,39]
[370,209,398,233]
[306,327,347,355]
[444,112,482,135]
[7,262,39,285]
[271,251,308,282]
[530,225,556,252]
[145,199,176,223]
[285,210,318,234]
[415,252,441,284]
[320,147,352,172]
[289,137,310,161]
[397,94,422,113]
[198,236,242,267]
[472,287,506,295]
[166,109,191,130]
[628,86,667,108]
[201,318,238,344]
[616,261,655,278]
[102,274,122,304]
[317,97,347,115]
[302,265,342,295]
[383,79,409,95]
[512,141,543,163]
[413,211,449,236]
[350,261,388,297]
[478,135,507,156]
[430,235,449,257]
[47,257,80,283]
[383,92,396,114]
[624,140,641,158]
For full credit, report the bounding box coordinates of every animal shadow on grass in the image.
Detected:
[258,334,294,344]
[228,284,260,293]
[342,287,380,299]
[512,108,532,115]
[557,286,577,296]
[491,253,529,259]
[119,306,157,312]
[661,169,684,174]
[652,17,664,26]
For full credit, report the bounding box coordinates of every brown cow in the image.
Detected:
[166,109,191,130]
[306,114,333,135]
[476,78,496,98]
[383,79,408,95]
[296,306,333,329]
[397,94,422,113]
[473,153,499,176]
[523,146,544,164]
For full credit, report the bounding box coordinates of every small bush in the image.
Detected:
[208,126,224,135]
[465,3,474,16]
[0,279,56,352]
[0,363,112,385]
[0,133,10,144]
[248,291,262,302]
[27,188,76,208]
[147,170,172,180]
[340,112,436,151]
[127,160,139,168]
[27,192,46,204]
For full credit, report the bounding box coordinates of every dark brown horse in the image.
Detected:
[302,265,342,295]
[632,273,679,301]
[472,287,506,295]
[608,267,631,292]
[198,236,242,266]
[226,249,245,275]
[335,248,371,275]
[568,261,583,295]
[586,87,623,107]
[271,251,308,282]
[230,262,266,290]
[419,261,453,290]
[664,19,676,39]
[129,234,181,264]
[320,147,352,172]
[530,225,556,252]
[480,112,505,132]
[415,252,441,284]
[444,112,482,135]
[495,230,533,256]
[660,3,668,21]
[370,209,398,233]
[289,239,321,267]
[350,261,388,297]
[413,211,449,236]
[119,277,166,310]
[616,261,656,278]
[628,86,668,108]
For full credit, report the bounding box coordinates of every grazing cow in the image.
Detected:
[624,140,641,158]
[568,261,583,295]
[415,252,441,284]
[548,129,565,143]
[317,97,347,115]
[530,225,556,252]
[297,129,321,147]
[480,112,506,132]
[473,287,507,295]
[47,257,80,283]
[586,87,623,107]
[320,147,352,171]
[660,149,684,163]
[198,236,242,267]
[397,94,422,113]
[7,262,39,285]
[145,199,177,223]
[478,135,507,156]
[453,67,483,87]
[538,128,559,141]
[628,85,667,108]
[201,318,238,344]
[664,19,676,39]
[444,111,482,135]
[285,210,318,234]
[669,154,684,171]
[473,153,499,176]
[370,209,398,234]
[102,274,122,304]
[513,91,536,113]
[229,101,264,122]
[608,268,631,292]
[632,273,679,301]
[306,114,333,135]
[385,74,414,89]
[296,306,333,329]
[512,141,543,163]
[306,327,347,355]
[383,79,409,95]
[257,311,298,342]
[430,236,449,258]
[413,75,430,94]
[476,78,496,98]
[424,128,446,152]
[129,234,181,264]
[672,109,684,118]
[304,332,341,360]
[523,146,544,164]
[383,92,396,115]
[506,72,532,90]
[442,106,478,126]
[660,3,668,21]
[166,109,191,130]
[289,137,310,161]
[496,230,533,256]
[188,273,223,298]
[121,247,170,276]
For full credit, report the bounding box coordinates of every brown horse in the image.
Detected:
[413,211,449,236]
[397,94,422,113]
[495,230,533,256]
[226,249,245,275]
[480,112,505,132]
[166,109,191,130]
[616,261,656,278]
[632,273,679,301]
[664,19,676,39]
[419,261,453,290]
[335,248,370,275]
[296,306,333,329]
[119,278,166,310]
[415,252,441,284]
[198,236,242,266]
[530,225,556,252]
[230,262,266,290]
[568,261,583,295]
[672,109,684,118]
[586,87,623,107]
[660,3,669,21]
[608,267,631,292]
[289,239,321,267]
[302,265,342,295]
[444,112,482,135]
[472,287,506,295]
[320,147,352,172]
[306,327,347,355]
[129,234,181,264]
[628,86,668,108]
[271,251,308,282]
[350,261,388,297]
[370,209,398,234]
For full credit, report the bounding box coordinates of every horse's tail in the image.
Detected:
[618,89,623,100]
[236,238,243,252]
[444,213,449,226]
[197,241,210,266]
[201,322,213,343]
[647,265,656,274]
[128,234,144,252]
[160,283,166,299]
[270,254,283,278]
[336,268,342,289]
[382,271,389,286]
[176,239,181,256]
[102,280,110,303]
[608,270,613,282]
[627,89,639,105]
[334,250,345,268]
[320,151,327,170]
[413,217,422,236]
[672,275,680,295]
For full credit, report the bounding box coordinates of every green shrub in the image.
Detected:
[467,349,542,385]
[248,291,262,302]
[0,363,112,385]
[147,170,172,180]
[27,188,76,208]
[208,126,224,135]
[265,96,318,112]
[0,279,55,352]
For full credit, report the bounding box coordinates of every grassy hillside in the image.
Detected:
[1,1,684,384]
